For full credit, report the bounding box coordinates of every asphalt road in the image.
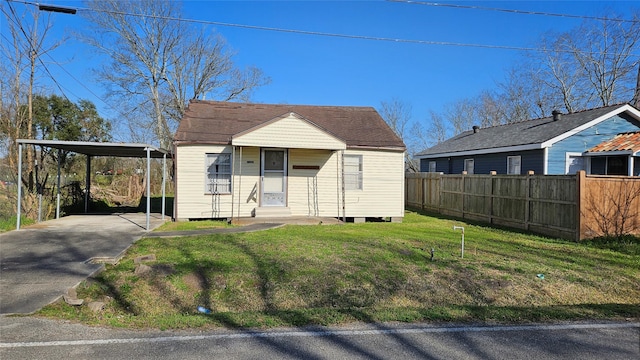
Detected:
[1,316,638,359]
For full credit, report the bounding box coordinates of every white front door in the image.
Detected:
[261,149,287,206]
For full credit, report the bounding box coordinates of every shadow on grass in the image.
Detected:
[75,227,639,358]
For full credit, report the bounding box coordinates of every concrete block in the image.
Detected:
[87,301,105,312]
[134,264,152,276]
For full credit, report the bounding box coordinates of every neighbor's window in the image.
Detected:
[507,156,521,175]
[344,155,363,190]
[464,159,474,174]
[205,153,231,194]
[429,161,437,173]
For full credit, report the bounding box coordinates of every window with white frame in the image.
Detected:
[464,159,474,174]
[344,155,363,190]
[429,161,437,173]
[205,153,231,194]
[507,155,521,175]
[566,153,585,174]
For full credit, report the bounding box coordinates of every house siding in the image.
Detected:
[287,149,340,216]
[547,114,640,174]
[175,144,237,219]
[420,150,544,175]
[232,114,346,150]
[176,145,404,220]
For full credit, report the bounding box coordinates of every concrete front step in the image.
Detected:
[253,206,292,218]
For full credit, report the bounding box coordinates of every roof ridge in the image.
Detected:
[188,99,375,110]
[469,103,630,132]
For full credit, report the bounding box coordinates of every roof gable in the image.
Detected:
[175,101,405,151]
[417,104,640,158]
[232,112,346,150]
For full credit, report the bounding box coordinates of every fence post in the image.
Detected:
[525,170,534,232]
[489,171,497,224]
[576,170,586,241]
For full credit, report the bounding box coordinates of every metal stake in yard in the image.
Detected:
[453,226,465,258]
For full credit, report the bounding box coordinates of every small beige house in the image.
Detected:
[173,101,406,222]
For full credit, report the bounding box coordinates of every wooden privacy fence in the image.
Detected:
[406,171,640,240]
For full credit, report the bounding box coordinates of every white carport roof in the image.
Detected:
[15,139,170,231]
[16,139,168,158]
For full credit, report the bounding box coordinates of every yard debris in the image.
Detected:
[197,306,211,314]
[63,287,84,306]
[134,254,156,264]
[87,301,105,313]
[134,264,152,276]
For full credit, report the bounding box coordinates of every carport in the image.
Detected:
[15,139,169,231]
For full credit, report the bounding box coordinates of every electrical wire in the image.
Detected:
[5,0,639,56]
[388,0,640,24]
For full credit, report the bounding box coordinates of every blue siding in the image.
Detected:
[420,150,544,175]
[547,114,640,174]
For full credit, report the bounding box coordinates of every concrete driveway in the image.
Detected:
[0,213,166,315]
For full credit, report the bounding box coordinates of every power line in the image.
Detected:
[388,0,640,24]
[7,0,639,57]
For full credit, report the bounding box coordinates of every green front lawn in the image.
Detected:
[38,211,640,329]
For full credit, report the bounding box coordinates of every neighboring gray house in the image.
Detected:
[416,104,640,176]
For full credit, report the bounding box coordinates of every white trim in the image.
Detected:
[541,105,640,148]
[464,158,474,174]
[507,155,521,175]
[565,152,585,174]
[428,161,437,173]
[543,147,549,175]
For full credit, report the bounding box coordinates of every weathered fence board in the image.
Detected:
[406,171,640,240]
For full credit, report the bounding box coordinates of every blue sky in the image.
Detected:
[3,1,639,142]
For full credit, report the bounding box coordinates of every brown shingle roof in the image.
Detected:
[174,100,406,150]
[587,131,640,154]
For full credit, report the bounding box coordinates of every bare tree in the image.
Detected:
[81,0,269,148]
[568,16,640,107]
[378,98,422,172]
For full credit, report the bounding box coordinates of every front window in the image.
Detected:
[464,159,474,174]
[507,156,521,175]
[344,155,363,190]
[205,153,231,194]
